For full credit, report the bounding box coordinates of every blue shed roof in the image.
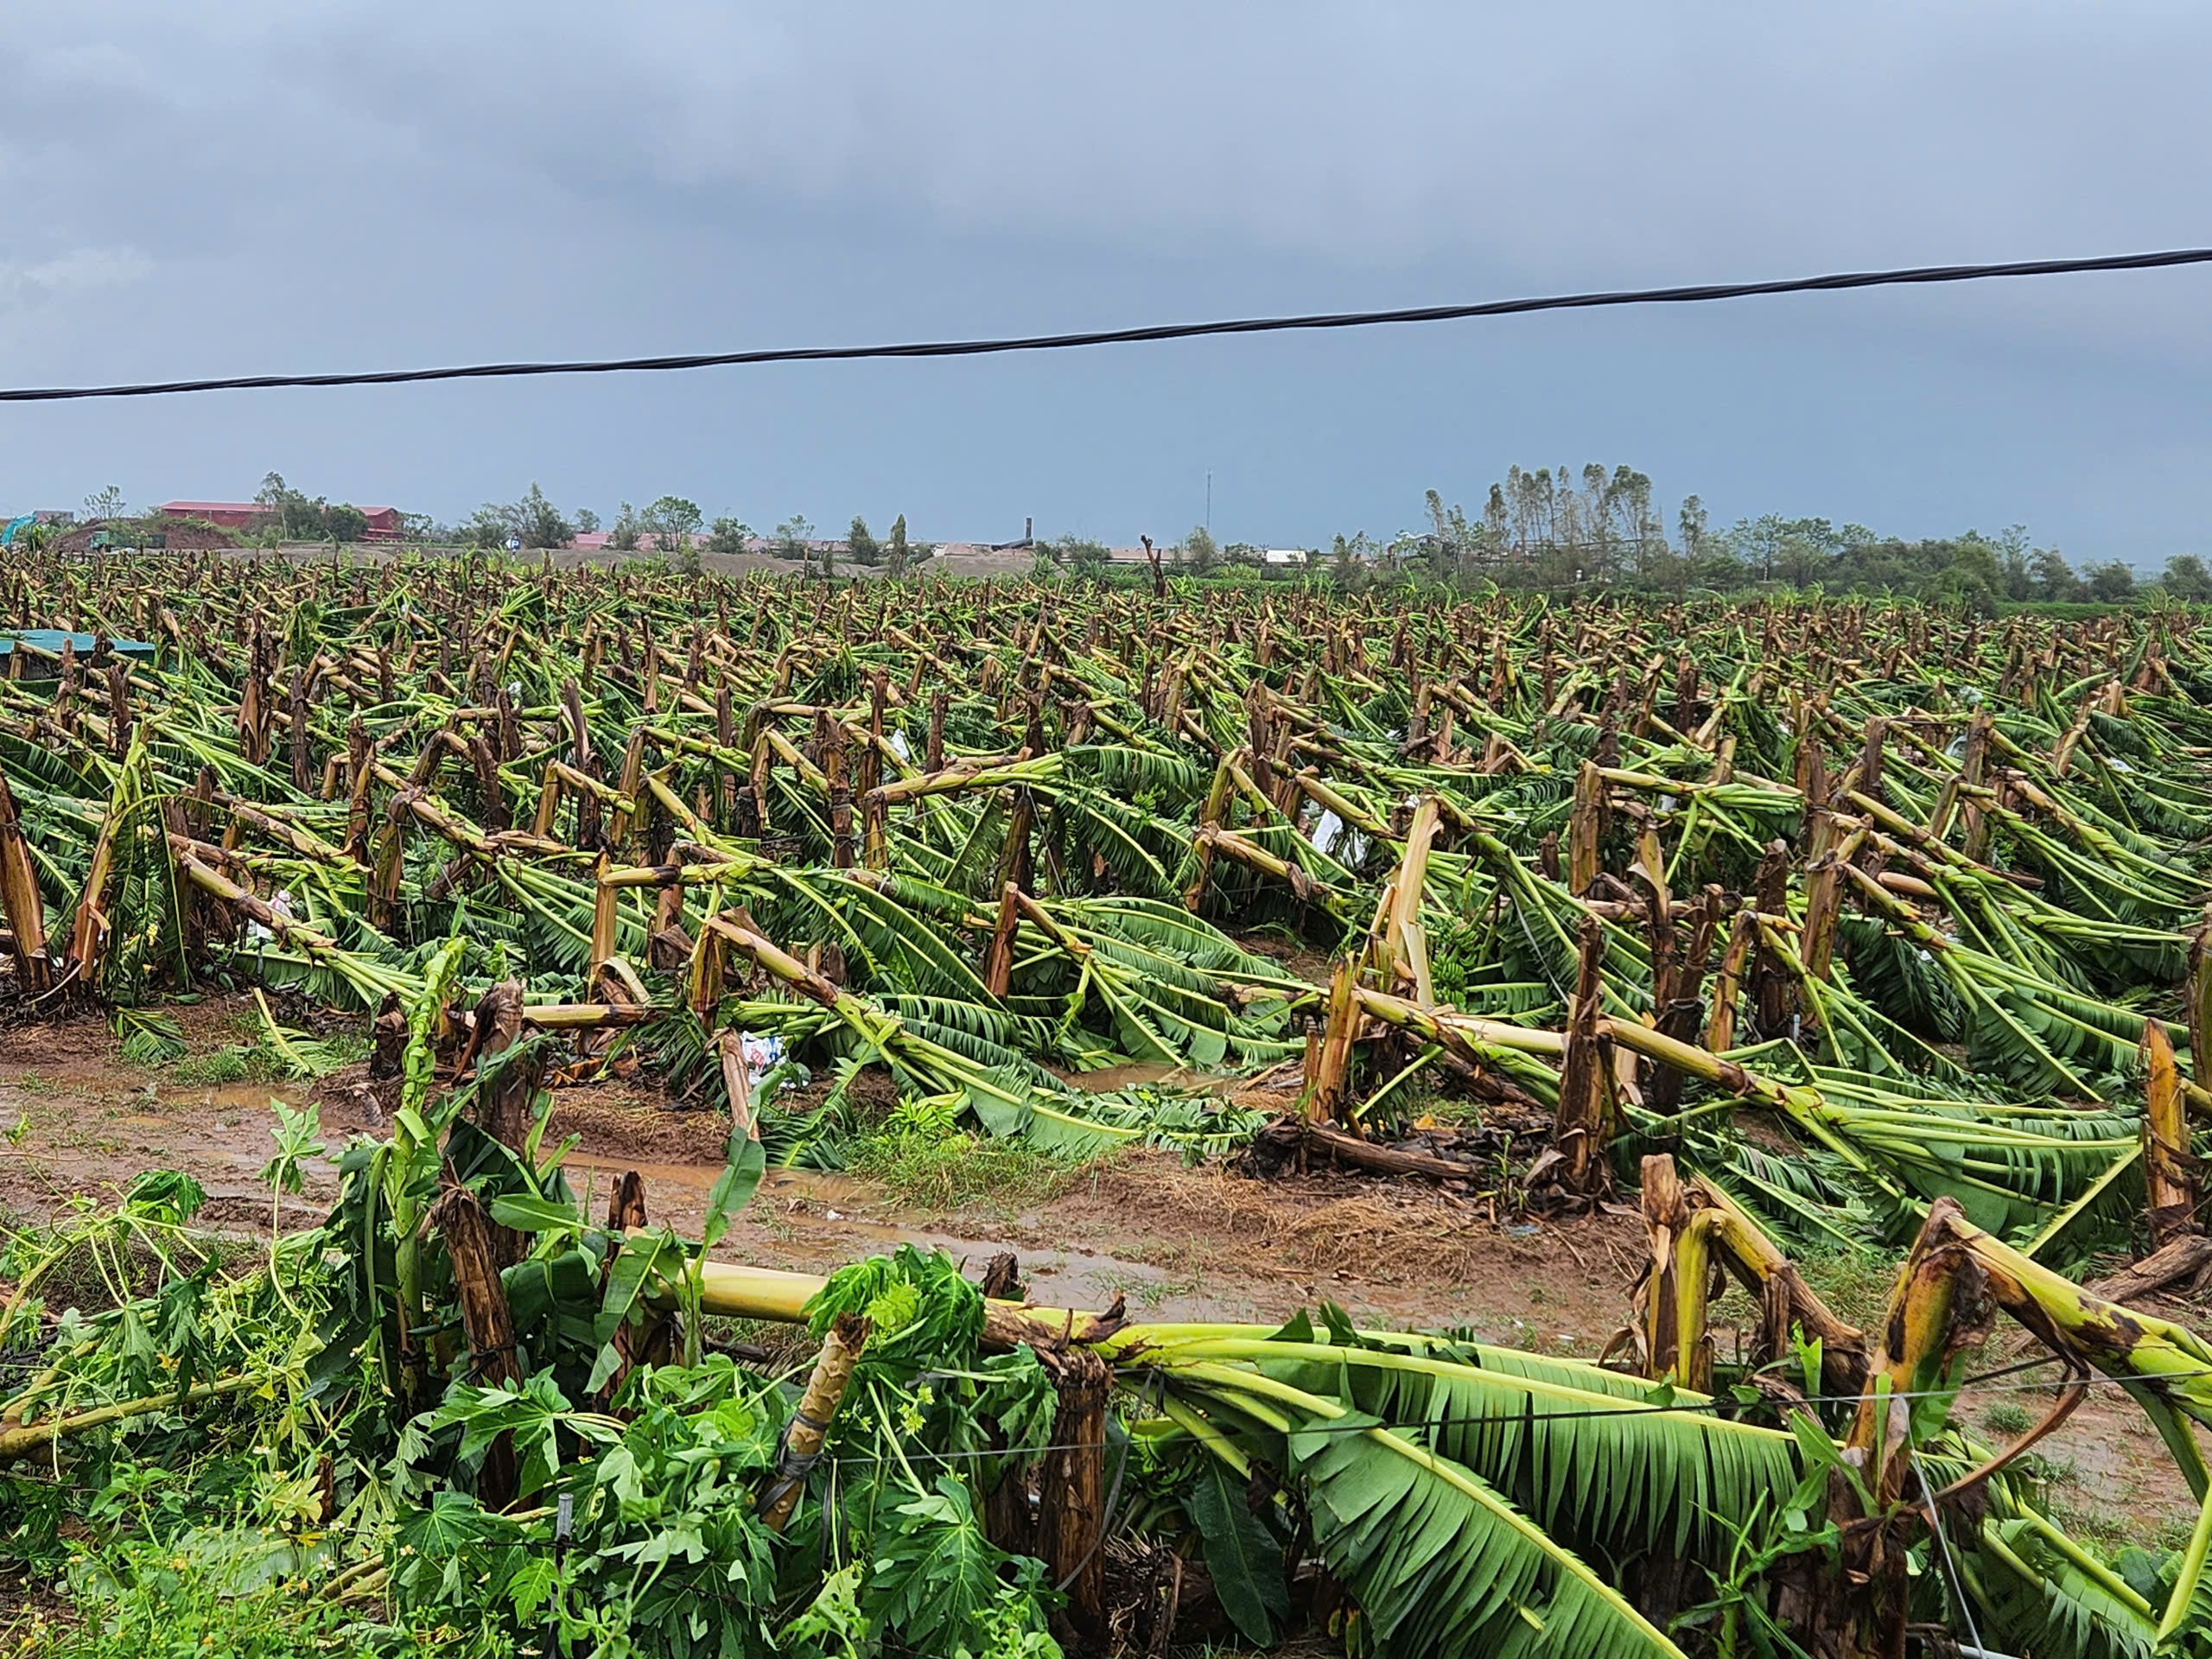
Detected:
[0,630,156,661]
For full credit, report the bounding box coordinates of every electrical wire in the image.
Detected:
[0,1349,2129,1492]
[3,246,2210,404]
[0,1348,2179,1478]
[812,1351,2184,1458]
[0,1349,2191,1527]
[1913,1446,1991,1658]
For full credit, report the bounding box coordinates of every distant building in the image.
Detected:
[155,501,404,542]
[1260,548,1309,567]
[158,501,270,531]
[564,531,989,563]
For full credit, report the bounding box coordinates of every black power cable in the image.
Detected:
[3,245,2209,404]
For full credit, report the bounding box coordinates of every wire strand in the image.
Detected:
[0,1348,2190,1478]
[1912,1446,1991,1657]
[4,246,2210,404]
[0,1351,2187,1497]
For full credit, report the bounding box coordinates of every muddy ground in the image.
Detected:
[0,997,2196,1551]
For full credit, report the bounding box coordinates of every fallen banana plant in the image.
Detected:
[8,1075,2211,1659]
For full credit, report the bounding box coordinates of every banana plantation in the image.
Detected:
[9,546,2212,1657]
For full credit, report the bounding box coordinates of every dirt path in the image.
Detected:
[0,999,2197,1549]
[0,1007,1628,1341]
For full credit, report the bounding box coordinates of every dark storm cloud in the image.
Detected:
[3,3,2209,557]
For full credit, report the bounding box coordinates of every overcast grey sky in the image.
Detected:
[3,2,2208,559]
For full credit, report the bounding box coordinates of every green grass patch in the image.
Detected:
[169,1048,260,1087]
[699,1314,817,1376]
[2048,1502,2137,1557]
[847,1128,1088,1218]
[1790,1247,1901,1336]
[8,1532,445,1659]
[169,1033,371,1088]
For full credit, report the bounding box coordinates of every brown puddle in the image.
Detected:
[1056,1062,1198,1092]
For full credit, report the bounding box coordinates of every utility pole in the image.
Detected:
[1205,472,1212,537]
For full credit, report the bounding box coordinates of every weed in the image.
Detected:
[848,1128,1082,1218]
[2017,1451,2080,1487]
[2153,1516,2200,1554]
[1790,1248,1901,1335]
[1399,1090,1485,1128]
[170,1033,370,1089]
[1980,1400,2034,1438]
[9,1532,435,1658]
[1098,1270,1199,1310]
[1120,1240,1191,1269]
[1139,1274,1201,1308]
[170,1048,256,1087]
[700,1314,814,1376]
[2049,1503,2133,1556]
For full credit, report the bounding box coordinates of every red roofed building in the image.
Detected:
[157,501,404,542]
[158,500,271,531]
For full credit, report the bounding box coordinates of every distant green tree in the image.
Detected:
[1056,535,1109,577]
[2084,560,2138,601]
[646,496,703,553]
[84,485,127,521]
[1945,534,2003,602]
[607,502,642,552]
[1676,494,1710,560]
[847,516,880,566]
[254,474,354,541]
[512,484,574,550]
[1776,529,1828,588]
[2029,548,2082,601]
[774,515,815,563]
[1995,525,2034,601]
[1328,532,1379,589]
[886,514,912,577]
[573,506,601,535]
[1181,525,1218,573]
[706,518,754,557]
[461,505,510,550]
[288,498,332,539]
[2161,555,2212,601]
[1682,543,1747,591]
[1424,489,1474,580]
